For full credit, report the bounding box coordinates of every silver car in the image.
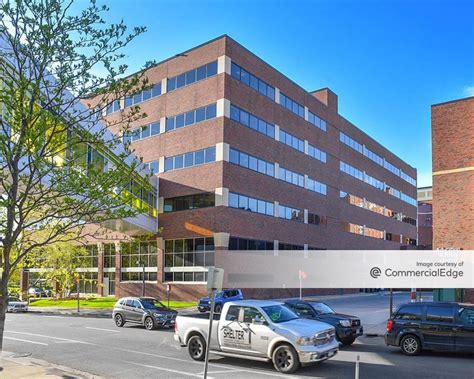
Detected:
[7,296,28,312]
[112,297,177,330]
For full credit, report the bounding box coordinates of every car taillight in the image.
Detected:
[386,320,393,332]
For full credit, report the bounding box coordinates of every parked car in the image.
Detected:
[28,287,52,297]
[284,300,363,345]
[113,297,177,330]
[7,296,28,312]
[175,300,338,374]
[198,288,243,313]
[385,302,474,355]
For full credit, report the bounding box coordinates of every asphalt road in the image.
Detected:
[4,293,473,379]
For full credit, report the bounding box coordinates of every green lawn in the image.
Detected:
[29,298,196,310]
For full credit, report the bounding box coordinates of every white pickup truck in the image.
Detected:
[174,300,338,374]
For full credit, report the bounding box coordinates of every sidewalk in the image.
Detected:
[28,307,112,318]
[1,351,101,378]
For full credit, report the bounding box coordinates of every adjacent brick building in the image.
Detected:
[432,96,474,302]
[26,35,418,300]
[417,186,433,249]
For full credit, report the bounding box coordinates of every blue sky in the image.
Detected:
[84,0,474,187]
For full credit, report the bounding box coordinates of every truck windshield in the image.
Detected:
[309,303,335,314]
[262,305,299,323]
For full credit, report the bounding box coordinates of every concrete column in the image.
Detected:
[161,78,167,94]
[275,88,281,104]
[304,174,309,189]
[119,97,125,110]
[20,268,29,301]
[304,209,309,224]
[160,116,166,134]
[216,142,230,162]
[275,124,280,141]
[157,237,164,284]
[304,244,309,258]
[158,197,164,214]
[97,242,104,296]
[304,106,309,121]
[215,187,229,207]
[274,162,280,179]
[304,140,309,155]
[115,241,121,297]
[158,156,165,173]
[213,232,230,269]
[218,55,231,75]
[273,240,279,256]
[274,201,280,218]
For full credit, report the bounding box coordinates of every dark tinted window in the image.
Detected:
[125,299,134,307]
[132,300,142,308]
[226,306,240,321]
[395,305,423,321]
[426,306,454,323]
[295,303,316,317]
[459,307,474,325]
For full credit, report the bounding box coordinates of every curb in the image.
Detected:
[1,351,103,378]
[28,309,111,318]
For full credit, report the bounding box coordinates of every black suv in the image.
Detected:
[385,302,474,355]
[285,300,363,345]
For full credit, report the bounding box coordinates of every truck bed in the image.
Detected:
[179,313,220,321]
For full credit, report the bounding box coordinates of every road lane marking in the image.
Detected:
[4,336,48,346]
[86,327,119,333]
[5,331,92,345]
[118,348,290,378]
[124,361,205,378]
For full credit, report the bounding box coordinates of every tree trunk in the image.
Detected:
[0,274,9,352]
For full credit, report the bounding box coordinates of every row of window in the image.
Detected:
[164,146,216,172]
[143,160,159,174]
[342,222,416,245]
[165,103,216,132]
[164,237,215,270]
[307,177,328,195]
[121,241,157,268]
[280,129,305,152]
[165,237,214,253]
[279,166,304,187]
[308,143,327,163]
[123,121,160,144]
[230,104,275,138]
[121,272,158,282]
[339,132,416,186]
[308,212,327,226]
[124,83,162,109]
[164,271,207,283]
[163,193,215,212]
[340,161,416,206]
[228,237,318,251]
[308,110,327,132]
[231,62,275,101]
[278,204,302,221]
[280,92,305,118]
[229,192,274,217]
[340,191,417,226]
[167,61,217,92]
[229,148,275,177]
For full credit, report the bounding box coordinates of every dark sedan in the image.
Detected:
[285,300,363,345]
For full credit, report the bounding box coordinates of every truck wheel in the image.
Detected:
[188,335,206,361]
[341,336,356,346]
[144,316,155,330]
[400,334,421,356]
[214,304,222,313]
[272,344,300,374]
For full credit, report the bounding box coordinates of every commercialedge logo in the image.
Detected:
[370,267,464,279]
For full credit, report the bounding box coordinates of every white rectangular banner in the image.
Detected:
[218,250,474,288]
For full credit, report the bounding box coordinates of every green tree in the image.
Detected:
[0,0,151,350]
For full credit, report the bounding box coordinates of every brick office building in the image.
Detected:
[417,186,433,249]
[62,35,418,300]
[432,96,474,302]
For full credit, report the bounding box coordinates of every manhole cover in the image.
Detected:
[10,352,32,358]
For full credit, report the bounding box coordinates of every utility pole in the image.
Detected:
[389,288,393,318]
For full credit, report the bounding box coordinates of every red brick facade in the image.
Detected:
[431,97,474,301]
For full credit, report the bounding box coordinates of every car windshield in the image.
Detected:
[310,303,335,314]
[141,300,159,310]
[262,305,299,323]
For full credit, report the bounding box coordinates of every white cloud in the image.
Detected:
[464,86,474,97]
